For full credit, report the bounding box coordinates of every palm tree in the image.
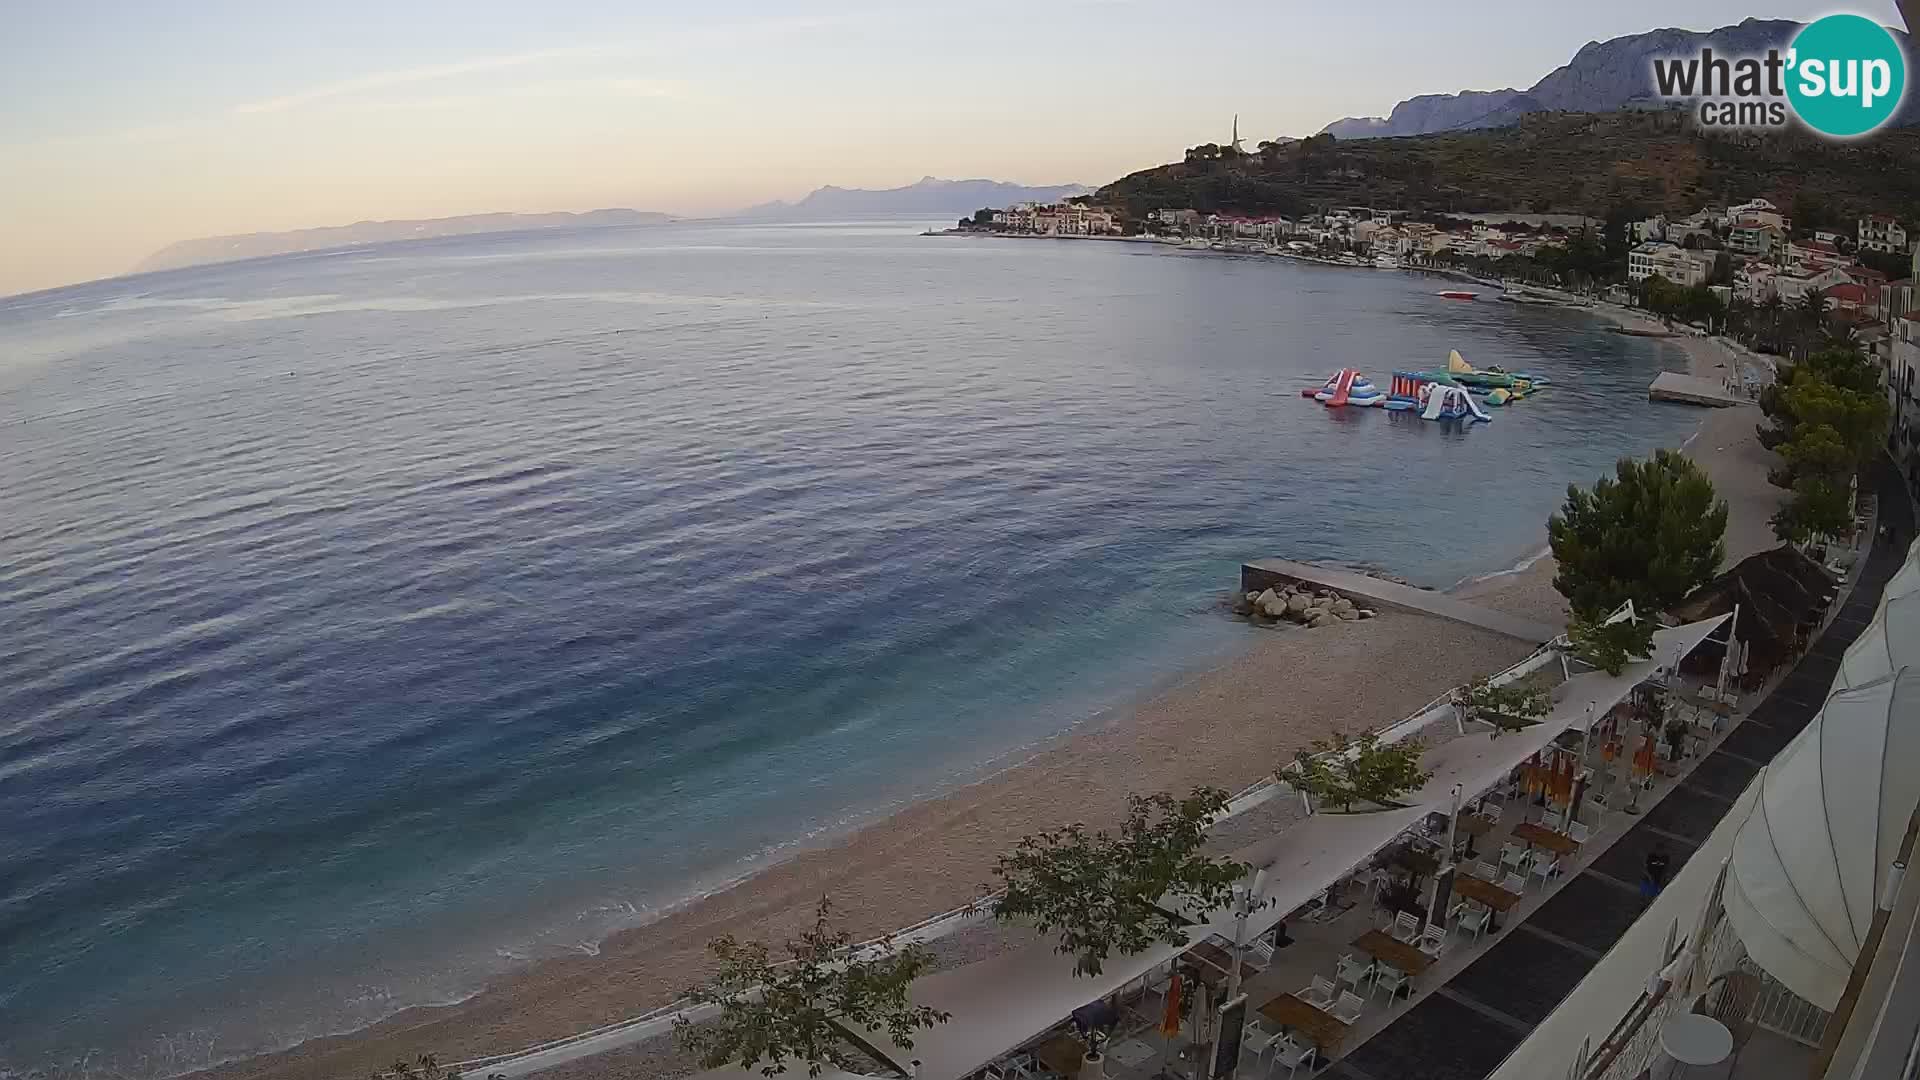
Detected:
[1761,295,1786,353]
[1796,292,1830,360]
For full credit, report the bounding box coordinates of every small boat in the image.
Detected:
[1437,290,1478,301]
[1445,349,1549,392]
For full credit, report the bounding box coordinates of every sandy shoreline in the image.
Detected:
[188,306,1785,1080]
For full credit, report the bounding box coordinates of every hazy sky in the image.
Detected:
[2,1,1906,295]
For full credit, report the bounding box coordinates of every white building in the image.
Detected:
[1627,241,1712,286]
[1860,215,1909,254]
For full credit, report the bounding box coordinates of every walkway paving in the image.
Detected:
[1321,459,1914,1080]
[1240,559,1561,644]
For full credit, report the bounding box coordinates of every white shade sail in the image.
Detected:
[1723,669,1920,1009]
[1834,541,1920,691]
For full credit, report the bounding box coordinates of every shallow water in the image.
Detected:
[0,222,1696,1074]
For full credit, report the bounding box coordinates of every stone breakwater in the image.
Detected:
[1232,583,1376,628]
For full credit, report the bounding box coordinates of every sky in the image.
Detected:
[1,1,1908,296]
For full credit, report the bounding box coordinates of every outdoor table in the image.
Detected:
[1512,821,1580,856]
[1455,812,1496,857]
[1034,1032,1086,1077]
[1451,874,1524,930]
[1658,1013,1733,1072]
[1389,845,1441,878]
[1258,993,1348,1055]
[1350,928,1433,977]
[1190,940,1238,977]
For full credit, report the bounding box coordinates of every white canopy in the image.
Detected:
[1833,541,1920,691]
[1722,669,1920,1009]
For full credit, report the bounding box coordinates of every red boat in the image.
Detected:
[1437,290,1478,301]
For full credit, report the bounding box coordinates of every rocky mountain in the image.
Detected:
[135,209,675,273]
[737,177,1089,220]
[1321,89,1532,140]
[1318,18,1917,139]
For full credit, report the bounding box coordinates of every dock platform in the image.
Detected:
[1241,558,1561,644]
[1648,371,1752,408]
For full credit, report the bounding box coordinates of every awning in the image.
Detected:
[1834,541,1920,691]
[1722,669,1920,1008]
[836,615,1728,1078]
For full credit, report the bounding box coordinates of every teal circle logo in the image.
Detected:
[1787,13,1907,138]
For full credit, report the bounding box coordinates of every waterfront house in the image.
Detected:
[1859,214,1909,255]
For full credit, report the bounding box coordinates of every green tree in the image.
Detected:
[991,788,1247,977]
[1452,678,1551,736]
[1566,612,1659,676]
[1770,474,1855,544]
[1548,449,1729,617]
[675,898,950,1078]
[1286,731,1433,811]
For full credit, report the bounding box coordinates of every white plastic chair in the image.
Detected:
[1331,989,1366,1024]
[1241,1021,1280,1069]
[1569,821,1592,845]
[1500,842,1529,873]
[1530,856,1563,888]
[1273,1035,1317,1079]
[1249,937,1276,967]
[1457,905,1492,942]
[1392,910,1420,943]
[1484,801,1505,825]
[1372,964,1410,1004]
[1336,952,1374,989]
[1419,924,1448,959]
[1500,871,1527,894]
[1474,860,1499,881]
[1299,975,1337,1010]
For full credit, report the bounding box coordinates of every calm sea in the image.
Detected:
[0,222,1696,1075]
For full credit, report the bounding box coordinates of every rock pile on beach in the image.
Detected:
[1234,584,1375,628]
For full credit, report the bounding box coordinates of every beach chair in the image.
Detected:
[1336,952,1374,990]
[1332,989,1366,1024]
[1273,1035,1317,1079]
[1419,924,1448,959]
[1457,905,1492,942]
[1372,964,1410,1004]
[1299,975,1337,1010]
[1392,911,1421,944]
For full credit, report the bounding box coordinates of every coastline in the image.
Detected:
[186,303,1784,1080]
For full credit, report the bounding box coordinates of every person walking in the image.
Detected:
[1641,843,1671,907]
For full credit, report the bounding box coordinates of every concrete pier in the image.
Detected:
[1648,371,1752,408]
[1241,558,1561,643]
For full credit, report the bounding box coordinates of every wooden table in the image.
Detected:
[1189,940,1239,981]
[1455,813,1496,857]
[1351,928,1433,976]
[1034,1033,1085,1077]
[1451,874,1524,929]
[1258,993,1348,1055]
[1512,821,1580,856]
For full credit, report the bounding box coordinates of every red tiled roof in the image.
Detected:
[1823,283,1870,302]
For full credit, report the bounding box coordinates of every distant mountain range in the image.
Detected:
[1319,18,1918,139]
[736,177,1090,220]
[135,209,675,273]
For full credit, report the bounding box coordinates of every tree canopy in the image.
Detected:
[1548,449,1729,617]
[675,898,950,1078]
[1758,346,1887,544]
[991,788,1247,977]
[1286,730,1433,810]
[1566,611,1659,676]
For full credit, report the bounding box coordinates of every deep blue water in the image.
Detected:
[0,222,1696,1075]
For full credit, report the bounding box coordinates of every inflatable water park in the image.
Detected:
[1300,351,1549,421]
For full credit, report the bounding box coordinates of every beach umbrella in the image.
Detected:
[1159,973,1184,1038]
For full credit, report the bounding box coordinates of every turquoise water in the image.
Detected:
[0,222,1696,1075]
